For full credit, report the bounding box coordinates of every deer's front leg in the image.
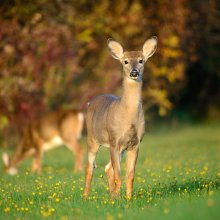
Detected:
[126,147,139,199]
[110,147,121,197]
[32,149,43,174]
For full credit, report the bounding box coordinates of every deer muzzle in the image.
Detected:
[130,69,139,80]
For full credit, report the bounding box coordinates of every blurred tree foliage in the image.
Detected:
[0,0,219,144]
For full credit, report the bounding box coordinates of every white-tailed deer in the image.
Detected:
[2,109,84,175]
[84,37,157,199]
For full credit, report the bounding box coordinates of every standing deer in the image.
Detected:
[84,37,157,199]
[2,109,84,175]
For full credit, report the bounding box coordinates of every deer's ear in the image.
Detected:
[143,36,157,60]
[107,39,124,60]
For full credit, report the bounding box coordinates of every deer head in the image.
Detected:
[107,37,157,82]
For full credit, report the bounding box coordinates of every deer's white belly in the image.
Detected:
[101,143,110,148]
[43,136,64,151]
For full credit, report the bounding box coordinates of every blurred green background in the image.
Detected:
[0,0,220,146]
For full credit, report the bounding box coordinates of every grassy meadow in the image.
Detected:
[0,122,220,220]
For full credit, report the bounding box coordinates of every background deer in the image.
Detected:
[2,109,84,175]
[84,37,157,199]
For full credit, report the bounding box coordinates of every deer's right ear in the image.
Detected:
[107,39,124,60]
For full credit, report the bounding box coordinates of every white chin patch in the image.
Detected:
[127,77,138,83]
[131,76,138,80]
[7,167,18,176]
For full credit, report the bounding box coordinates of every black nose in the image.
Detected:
[130,69,139,78]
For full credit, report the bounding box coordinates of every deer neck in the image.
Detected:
[120,77,142,116]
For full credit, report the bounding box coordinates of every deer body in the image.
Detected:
[87,84,144,151]
[84,37,157,198]
[3,109,84,175]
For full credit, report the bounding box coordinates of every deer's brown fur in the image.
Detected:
[2,109,84,175]
[84,37,157,198]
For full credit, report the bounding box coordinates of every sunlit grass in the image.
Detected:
[0,123,220,219]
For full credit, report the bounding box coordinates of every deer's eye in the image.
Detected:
[139,59,143,64]
[124,60,128,64]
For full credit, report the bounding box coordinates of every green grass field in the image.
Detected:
[0,123,220,220]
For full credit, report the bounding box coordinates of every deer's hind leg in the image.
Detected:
[31,149,43,174]
[31,138,44,174]
[83,138,99,198]
[105,161,115,195]
[65,138,84,172]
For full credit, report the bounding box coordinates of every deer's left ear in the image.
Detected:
[142,36,157,60]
